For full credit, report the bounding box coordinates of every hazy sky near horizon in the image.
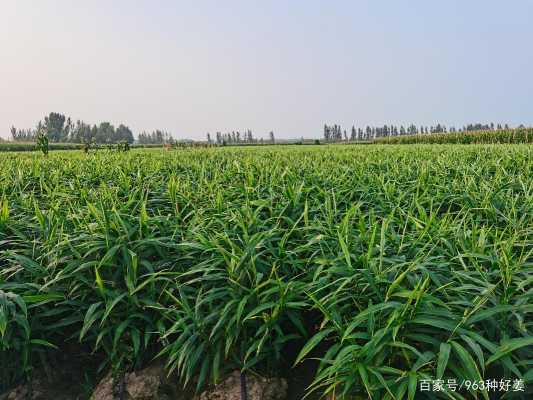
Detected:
[1,1,532,140]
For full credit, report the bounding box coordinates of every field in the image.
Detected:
[374,128,532,145]
[2,127,532,153]
[1,145,532,399]
[0,142,85,152]
[0,142,168,152]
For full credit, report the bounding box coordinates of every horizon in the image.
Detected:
[2,0,533,140]
[3,119,527,143]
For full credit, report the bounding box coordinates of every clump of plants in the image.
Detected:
[35,129,49,156]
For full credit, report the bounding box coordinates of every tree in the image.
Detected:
[96,122,115,143]
[70,120,93,143]
[43,112,66,142]
[138,130,173,144]
[16,113,141,144]
[115,124,134,144]
[269,131,275,144]
[246,129,255,143]
[64,117,73,141]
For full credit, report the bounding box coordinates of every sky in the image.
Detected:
[1,0,532,140]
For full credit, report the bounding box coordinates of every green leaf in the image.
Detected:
[294,328,334,365]
[113,319,130,350]
[80,303,103,341]
[131,328,141,357]
[437,342,451,379]
[30,339,58,349]
[243,302,276,321]
[486,337,533,366]
[408,372,418,400]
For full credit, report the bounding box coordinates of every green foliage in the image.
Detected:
[0,197,8,228]
[11,113,135,144]
[0,142,84,152]
[83,140,91,154]
[374,127,533,144]
[35,131,49,156]
[0,143,163,153]
[0,290,30,386]
[0,289,57,390]
[0,145,531,397]
[117,141,130,152]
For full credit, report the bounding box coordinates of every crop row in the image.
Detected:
[374,128,533,145]
[0,145,532,398]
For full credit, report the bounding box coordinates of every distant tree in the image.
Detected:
[43,112,67,142]
[12,113,140,144]
[138,129,173,144]
[64,117,73,141]
[71,120,93,143]
[269,131,275,143]
[96,122,115,143]
[115,124,134,144]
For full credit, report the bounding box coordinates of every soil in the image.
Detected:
[0,343,101,400]
[0,337,325,400]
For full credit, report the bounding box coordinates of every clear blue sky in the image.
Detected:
[1,0,532,140]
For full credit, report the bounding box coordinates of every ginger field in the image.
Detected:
[1,145,532,399]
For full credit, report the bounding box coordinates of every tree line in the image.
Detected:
[207,130,275,145]
[323,122,516,142]
[137,130,174,145]
[10,112,173,144]
[9,113,525,145]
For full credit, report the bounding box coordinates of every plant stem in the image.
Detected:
[240,371,247,400]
